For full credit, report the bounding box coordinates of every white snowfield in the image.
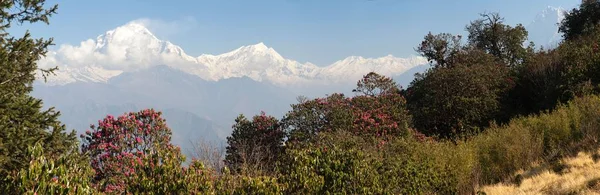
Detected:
[36,21,428,87]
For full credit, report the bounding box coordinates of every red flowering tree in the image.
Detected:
[80,109,184,193]
[284,72,414,145]
[224,112,285,174]
[349,93,411,140]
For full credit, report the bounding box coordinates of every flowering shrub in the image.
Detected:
[284,90,412,145]
[80,109,183,193]
[349,93,411,140]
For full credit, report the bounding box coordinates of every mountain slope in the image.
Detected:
[481,149,600,194]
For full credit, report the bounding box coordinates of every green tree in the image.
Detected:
[405,52,512,139]
[282,93,352,143]
[353,72,401,96]
[224,112,285,174]
[465,12,531,67]
[559,1,600,41]
[0,0,77,186]
[507,49,566,117]
[415,32,463,68]
[554,27,600,99]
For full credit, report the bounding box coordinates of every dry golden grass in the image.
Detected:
[480,149,600,195]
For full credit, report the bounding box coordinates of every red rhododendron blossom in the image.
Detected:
[81,108,182,193]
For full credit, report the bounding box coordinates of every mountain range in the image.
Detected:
[31,6,567,155]
[36,21,428,89]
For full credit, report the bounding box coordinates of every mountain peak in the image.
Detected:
[216,42,284,61]
[242,42,272,54]
[96,22,157,46]
[251,42,268,50]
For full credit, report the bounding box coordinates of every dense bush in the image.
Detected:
[406,61,512,139]
[284,72,412,145]
[225,112,285,174]
[507,49,565,117]
[473,95,600,184]
[559,1,600,41]
[278,131,381,194]
[4,143,96,194]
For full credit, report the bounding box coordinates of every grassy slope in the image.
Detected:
[481,149,600,195]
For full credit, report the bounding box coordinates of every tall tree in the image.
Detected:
[353,72,401,96]
[0,0,77,185]
[465,13,531,67]
[559,1,600,41]
[415,32,463,68]
[406,52,512,139]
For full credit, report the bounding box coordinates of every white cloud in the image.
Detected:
[129,16,198,40]
[37,17,200,72]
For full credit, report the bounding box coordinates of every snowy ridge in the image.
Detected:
[533,6,566,24]
[195,42,322,85]
[35,20,427,86]
[319,55,427,83]
[527,6,567,47]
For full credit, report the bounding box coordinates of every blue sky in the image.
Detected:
[15,0,579,66]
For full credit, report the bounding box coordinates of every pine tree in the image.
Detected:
[0,0,77,186]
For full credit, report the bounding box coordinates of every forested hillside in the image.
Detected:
[3,0,600,194]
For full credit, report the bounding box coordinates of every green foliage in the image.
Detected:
[406,60,512,138]
[278,132,381,195]
[5,143,96,194]
[559,1,600,41]
[0,0,78,189]
[473,123,544,183]
[380,138,477,194]
[508,49,565,116]
[465,12,531,67]
[555,27,600,99]
[181,160,217,193]
[353,71,401,96]
[278,131,476,195]
[225,112,285,174]
[282,93,352,143]
[229,175,282,194]
[415,32,463,68]
[473,95,600,184]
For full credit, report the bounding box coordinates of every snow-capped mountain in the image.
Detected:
[526,6,567,48]
[195,42,321,85]
[36,21,428,87]
[319,55,427,84]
